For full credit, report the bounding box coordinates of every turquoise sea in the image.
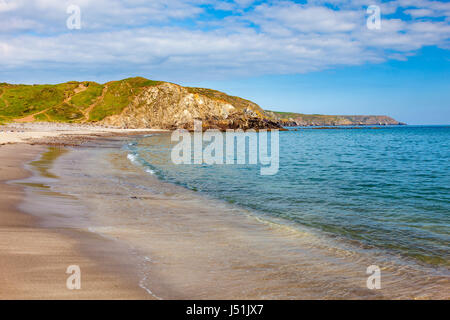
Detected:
[126,126,450,266]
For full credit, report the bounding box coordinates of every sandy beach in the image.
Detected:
[0,122,167,145]
[1,123,448,300]
[0,124,163,299]
[2,0,449,304]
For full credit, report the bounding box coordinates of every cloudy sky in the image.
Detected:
[1,0,449,124]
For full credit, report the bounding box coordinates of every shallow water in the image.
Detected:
[128,126,450,267]
[17,129,450,299]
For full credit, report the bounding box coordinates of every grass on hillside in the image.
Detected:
[45,102,85,122]
[0,82,79,119]
[70,82,104,110]
[0,89,5,109]
[186,87,265,116]
[267,110,344,121]
[0,77,163,123]
[0,77,273,124]
[89,77,162,121]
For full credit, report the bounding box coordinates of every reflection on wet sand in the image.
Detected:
[18,141,450,300]
[30,147,68,179]
[16,147,76,199]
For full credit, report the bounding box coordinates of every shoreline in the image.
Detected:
[0,122,169,145]
[1,125,448,299]
[31,136,449,299]
[0,126,161,299]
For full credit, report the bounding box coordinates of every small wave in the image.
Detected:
[127,152,156,175]
[127,153,138,163]
[139,255,163,300]
[139,276,163,300]
[88,225,162,299]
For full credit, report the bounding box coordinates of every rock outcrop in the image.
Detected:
[0,77,404,129]
[100,82,282,130]
[264,111,405,127]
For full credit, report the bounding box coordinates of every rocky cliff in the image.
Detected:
[265,111,405,126]
[0,77,404,129]
[100,82,281,130]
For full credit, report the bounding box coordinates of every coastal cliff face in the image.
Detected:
[0,77,403,129]
[100,82,281,130]
[265,111,405,126]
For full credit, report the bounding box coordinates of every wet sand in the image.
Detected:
[0,144,150,299]
[17,138,448,300]
[1,136,448,299]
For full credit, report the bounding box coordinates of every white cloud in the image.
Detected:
[0,0,204,33]
[252,3,360,33]
[0,0,19,12]
[0,0,449,81]
[405,8,435,17]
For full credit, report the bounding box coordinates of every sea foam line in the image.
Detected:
[138,256,163,300]
[127,152,155,175]
[87,226,163,299]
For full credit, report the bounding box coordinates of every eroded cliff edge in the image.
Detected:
[100,82,281,130]
[0,77,404,129]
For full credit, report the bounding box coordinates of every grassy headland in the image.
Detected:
[0,77,403,127]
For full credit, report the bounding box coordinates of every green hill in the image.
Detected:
[0,77,403,128]
[0,77,162,124]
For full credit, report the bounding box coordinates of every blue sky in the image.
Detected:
[0,0,449,124]
[184,46,450,124]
